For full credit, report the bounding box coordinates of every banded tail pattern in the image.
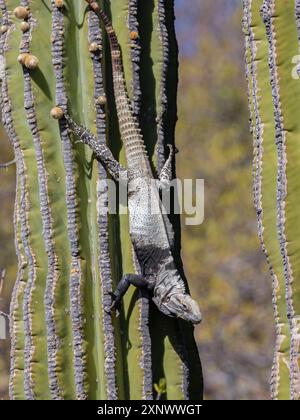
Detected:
[86,1,151,175]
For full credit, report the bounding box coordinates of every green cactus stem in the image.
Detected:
[0,0,203,400]
[244,0,300,400]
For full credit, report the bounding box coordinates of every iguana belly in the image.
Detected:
[126,179,186,296]
[128,180,171,250]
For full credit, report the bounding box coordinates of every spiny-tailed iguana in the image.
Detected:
[61,0,202,324]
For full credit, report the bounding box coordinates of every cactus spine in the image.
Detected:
[244,0,300,399]
[0,0,202,400]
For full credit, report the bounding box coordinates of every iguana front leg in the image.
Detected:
[109,274,148,313]
[65,114,127,182]
[0,158,16,169]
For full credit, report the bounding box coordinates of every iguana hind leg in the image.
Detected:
[158,144,178,188]
[109,274,147,314]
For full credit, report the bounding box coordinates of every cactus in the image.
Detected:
[0,0,202,400]
[243,0,300,400]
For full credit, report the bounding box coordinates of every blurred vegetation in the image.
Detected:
[0,0,273,400]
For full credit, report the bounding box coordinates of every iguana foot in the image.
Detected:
[107,274,146,315]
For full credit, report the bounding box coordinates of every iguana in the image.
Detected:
[61,0,202,324]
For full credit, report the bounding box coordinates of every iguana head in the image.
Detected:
[153,292,202,325]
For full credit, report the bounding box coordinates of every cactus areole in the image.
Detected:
[0,0,203,401]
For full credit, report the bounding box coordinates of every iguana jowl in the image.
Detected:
[63,1,202,324]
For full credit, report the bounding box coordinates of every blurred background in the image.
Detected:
[0,0,274,400]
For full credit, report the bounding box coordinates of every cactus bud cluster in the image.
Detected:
[17,53,39,70]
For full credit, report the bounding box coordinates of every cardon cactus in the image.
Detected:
[0,0,203,400]
[243,0,300,400]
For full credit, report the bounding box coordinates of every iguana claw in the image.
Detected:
[107,291,121,316]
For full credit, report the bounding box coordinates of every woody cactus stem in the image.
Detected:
[0,0,202,400]
[243,0,300,400]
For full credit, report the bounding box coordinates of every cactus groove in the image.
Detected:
[0,0,203,400]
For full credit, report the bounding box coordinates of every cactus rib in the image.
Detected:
[15,3,44,398]
[0,0,202,401]
[262,0,300,399]
[51,0,87,400]
[243,0,290,399]
[128,0,142,118]
[86,0,151,174]
[2,0,53,400]
[156,0,171,171]
[88,7,118,400]
[132,250,153,400]
[20,0,77,399]
[262,0,296,398]
[19,1,62,399]
[127,1,153,400]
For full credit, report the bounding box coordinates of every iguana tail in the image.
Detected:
[86,1,151,175]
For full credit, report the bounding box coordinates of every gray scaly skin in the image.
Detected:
[63,1,202,325]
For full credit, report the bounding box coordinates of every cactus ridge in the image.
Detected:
[0,1,27,400]
[51,0,87,400]
[18,2,48,401]
[87,7,118,400]
[86,0,151,175]
[128,0,142,119]
[244,0,300,400]
[131,250,153,400]
[156,0,171,172]
[19,1,63,399]
[262,0,300,399]
[127,1,153,400]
